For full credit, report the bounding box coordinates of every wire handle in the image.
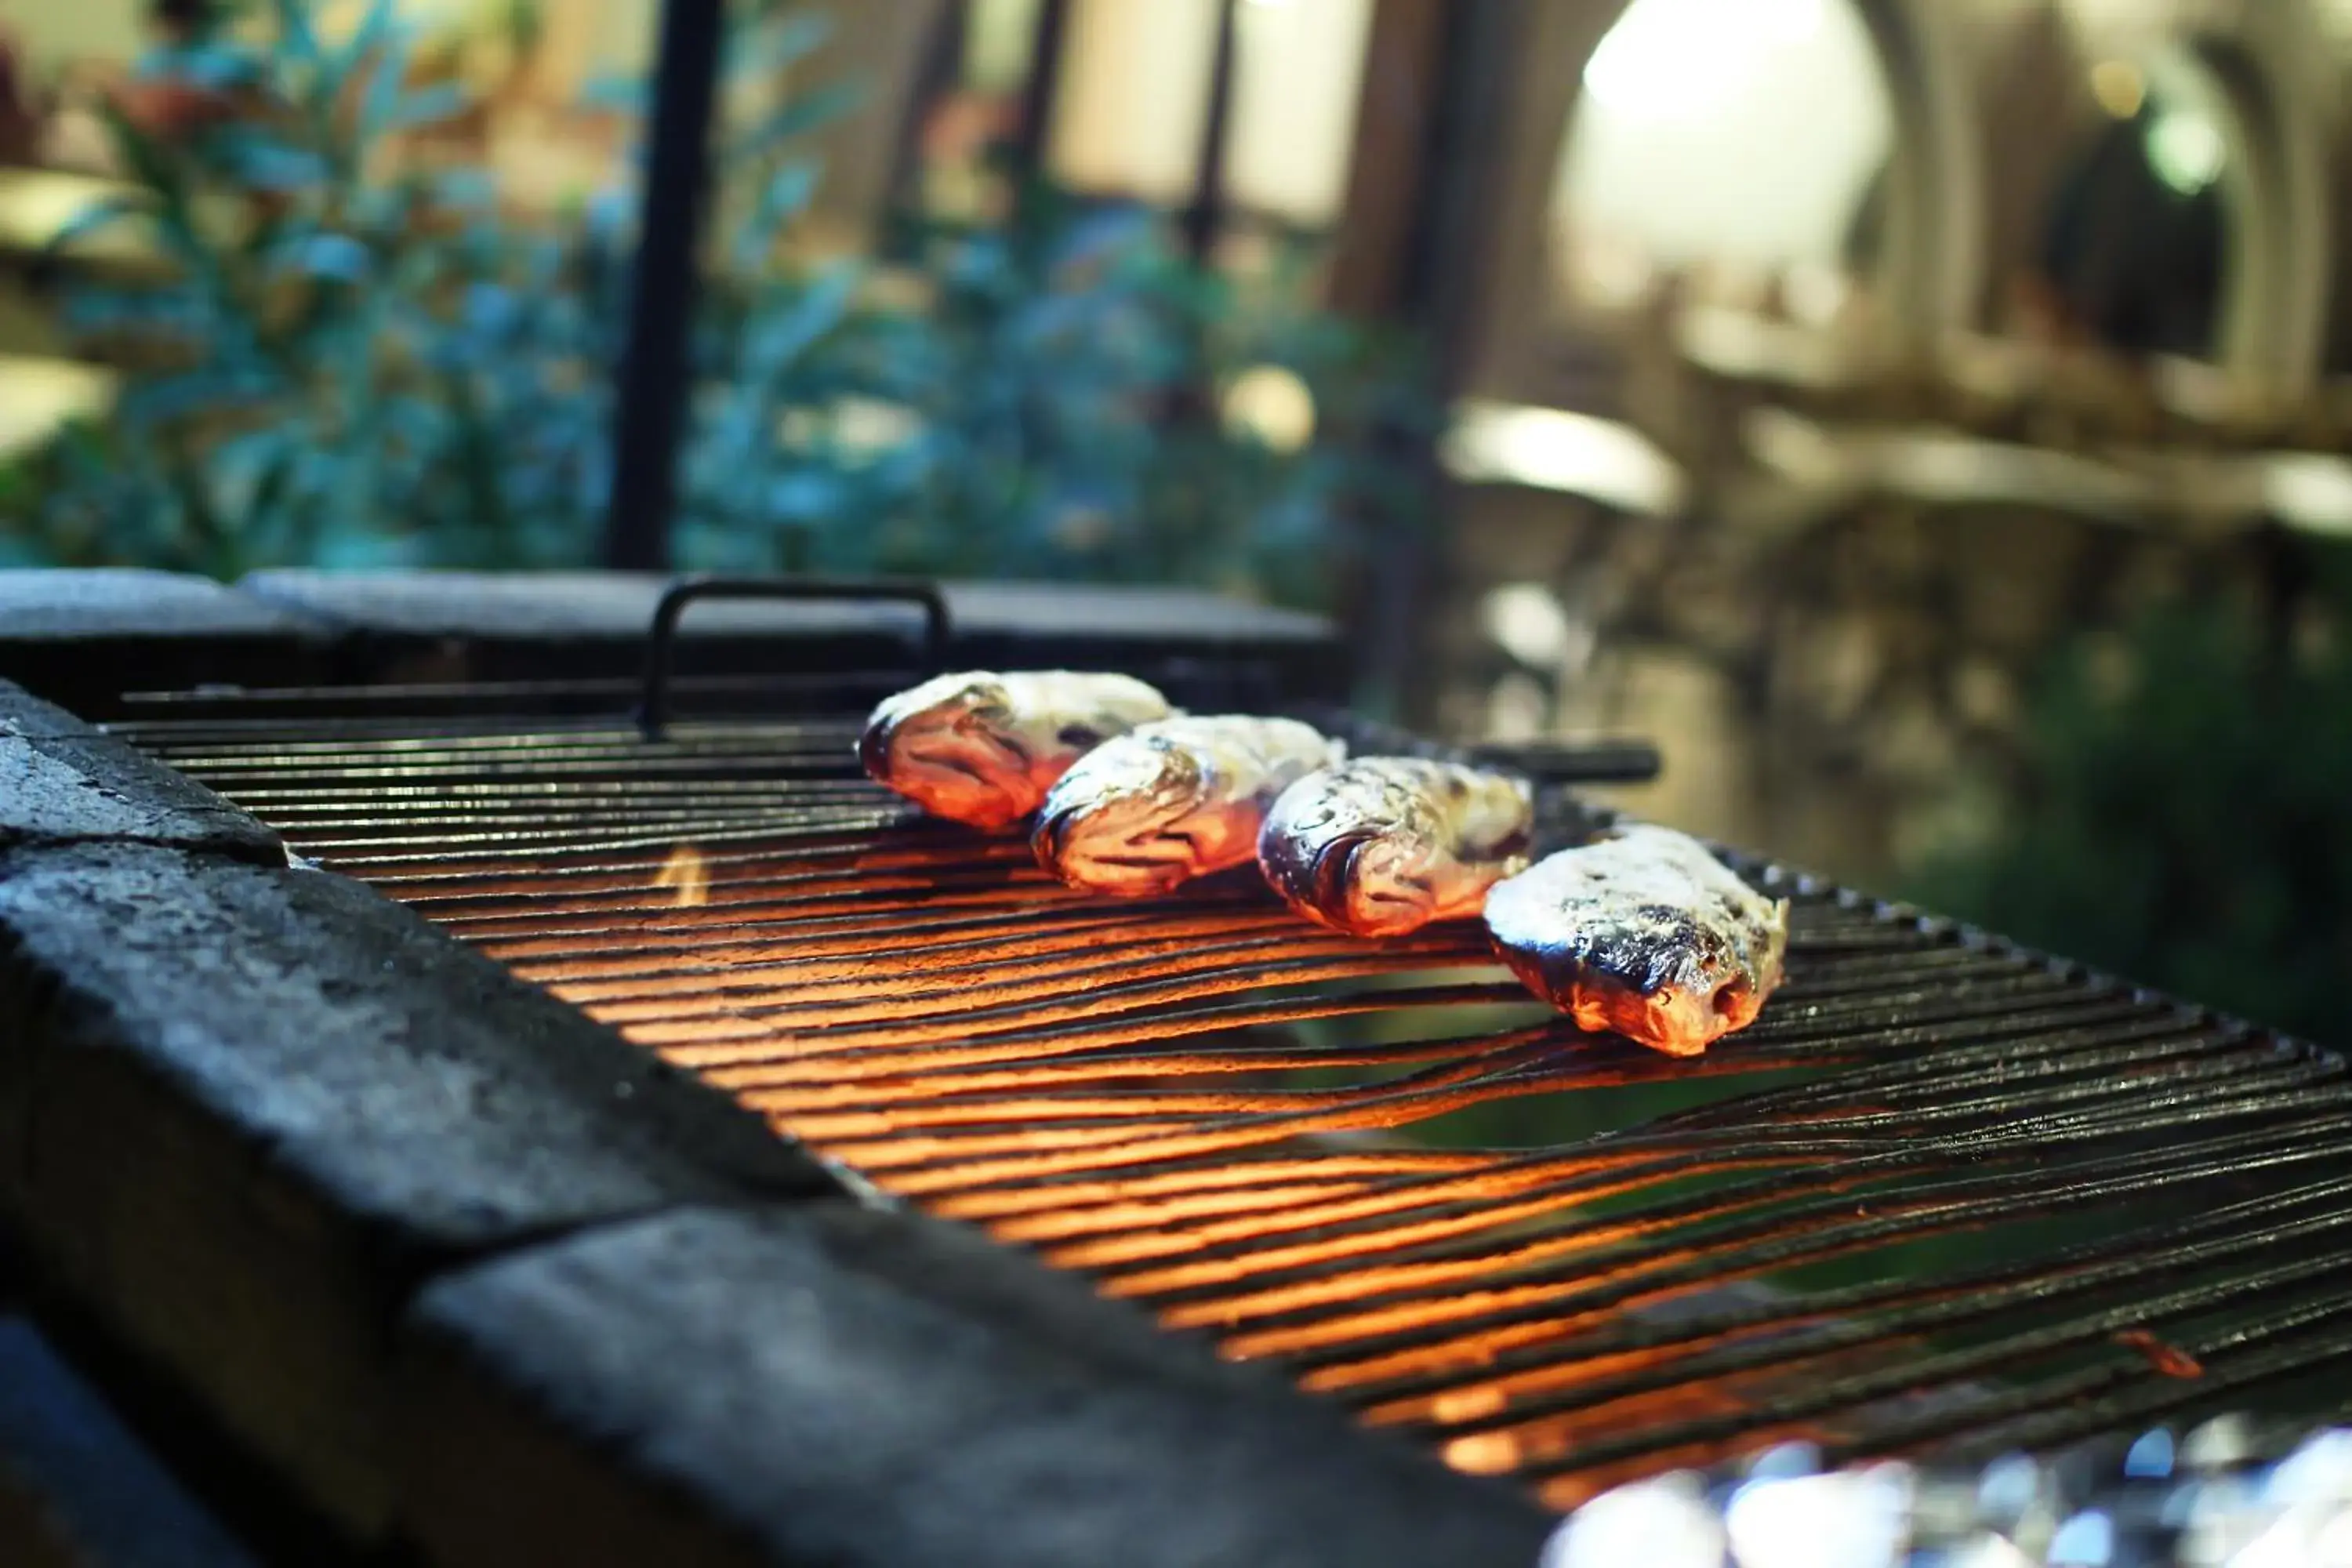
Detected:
[1465,739,1661,785]
[637,575,952,738]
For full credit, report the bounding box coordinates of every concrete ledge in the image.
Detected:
[237,570,1350,702]
[0,844,837,1544]
[238,571,1333,647]
[0,572,313,643]
[0,685,286,866]
[0,569,1349,713]
[0,572,332,716]
[396,1203,1552,1568]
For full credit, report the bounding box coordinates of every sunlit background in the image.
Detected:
[6,0,2352,1045]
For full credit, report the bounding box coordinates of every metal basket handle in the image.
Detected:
[637,575,952,738]
[1464,738,1661,785]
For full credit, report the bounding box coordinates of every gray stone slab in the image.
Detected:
[0,843,835,1542]
[234,571,1351,705]
[0,684,285,866]
[240,569,914,642]
[397,1203,1553,1568]
[0,572,334,716]
[0,684,94,741]
[0,572,321,642]
[239,569,1332,647]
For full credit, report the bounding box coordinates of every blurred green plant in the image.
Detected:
[1907,561,2352,1047]
[4,0,1432,615]
[5,0,861,574]
[759,169,1436,609]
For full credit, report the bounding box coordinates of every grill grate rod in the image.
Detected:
[1077,1083,2333,1298]
[1341,1169,2352,1417]
[125,704,2352,1508]
[1125,1110,2352,1345]
[1381,1183,2352,1441]
[1286,1125,2352,1384]
[1501,1258,2352,1475]
[1876,1310,2352,1466]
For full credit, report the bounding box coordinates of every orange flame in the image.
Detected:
[653,844,710,909]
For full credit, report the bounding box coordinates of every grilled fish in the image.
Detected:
[1258,758,1534,937]
[1033,716,1345,896]
[858,670,1171,829]
[1483,824,1788,1055]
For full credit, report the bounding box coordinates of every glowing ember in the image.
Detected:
[1446,1431,1526,1475]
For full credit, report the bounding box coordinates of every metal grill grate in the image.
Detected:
[118,701,2352,1510]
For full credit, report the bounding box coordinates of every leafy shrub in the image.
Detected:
[1907,557,2352,1047]
[764,172,1435,607]
[5,0,1431,614]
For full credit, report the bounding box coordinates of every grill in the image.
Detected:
[103,628,2352,1519]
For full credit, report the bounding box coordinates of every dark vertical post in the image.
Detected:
[1353,0,1522,720]
[1181,0,1240,264]
[601,0,726,572]
[882,0,970,222]
[1324,0,1447,319]
[1008,0,1070,179]
[1400,2,1515,409]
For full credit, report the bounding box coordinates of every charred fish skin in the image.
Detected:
[1483,825,1789,1056]
[1033,716,1345,897]
[858,670,1171,830]
[1258,758,1534,938]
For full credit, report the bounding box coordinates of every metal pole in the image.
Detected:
[1181,0,1240,264]
[881,0,970,223]
[1358,0,1517,720]
[1009,0,1069,179]
[602,0,725,572]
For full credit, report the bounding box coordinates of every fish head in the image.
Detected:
[1338,831,1457,935]
[858,673,1037,828]
[1262,768,1458,936]
[1283,823,1449,937]
[1032,737,1208,895]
